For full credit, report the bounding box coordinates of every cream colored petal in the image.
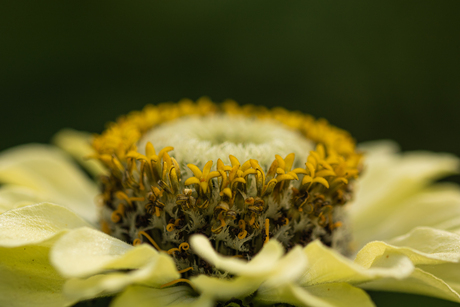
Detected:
[111,285,214,307]
[190,234,283,276]
[0,185,43,213]
[254,246,309,304]
[62,253,179,301]
[191,275,263,301]
[387,227,460,262]
[360,268,460,303]
[51,227,166,278]
[299,241,413,286]
[350,144,459,248]
[354,227,460,301]
[53,129,107,177]
[261,245,308,288]
[255,283,375,307]
[0,203,90,247]
[351,184,460,245]
[191,247,308,302]
[0,144,99,223]
[0,244,75,307]
[0,203,87,306]
[417,262,460,294]
[355,227,460,267]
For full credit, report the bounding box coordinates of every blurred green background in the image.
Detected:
[1,1,459,306]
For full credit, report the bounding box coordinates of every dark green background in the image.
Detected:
[1,1,460,306]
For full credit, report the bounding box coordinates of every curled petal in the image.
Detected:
[190,234,283,276]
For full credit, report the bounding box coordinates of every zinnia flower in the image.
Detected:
[1,98,460,307]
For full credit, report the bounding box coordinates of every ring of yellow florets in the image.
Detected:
[93,98,362,278]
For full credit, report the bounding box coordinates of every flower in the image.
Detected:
[1,98,460,307]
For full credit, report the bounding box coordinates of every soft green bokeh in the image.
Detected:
[1,1,459,157]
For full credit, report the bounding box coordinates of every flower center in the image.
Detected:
[139,115,315,170]
[93,99,362,278]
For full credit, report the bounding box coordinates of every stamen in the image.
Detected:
[133,238,141,246]
[178,267,194,274]
[160,278,195,290]
[115,191,145,208]
[179,242,190,251]
[112,156,125,173]
[110,203,125,223]
[168,242,190,255]
[318,212,327,227]
[264,218,270,244]
[138,230,162,251]
[331,221,343,230]
[139,160,146,190]
[101,221,111,234]
[115,191,133,207]
[284,218,289,226]
[111,211,121,223]
[238,220,247,239]
[167,248,180,255]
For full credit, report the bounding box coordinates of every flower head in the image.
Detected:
[93,98,361,272]
[1,98,460,307]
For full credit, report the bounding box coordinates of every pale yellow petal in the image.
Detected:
[260,245,308,288]
[255,283,375,307]
[189,234,283,276]
[52,129,107,177]
[111,285,213,307]
[0,244,75,307]
[388,227,460,261]
[190,239,307,302]
[300,241,413,286]
[417,262,460,294]
[191,275,263,301]
[51,227,163,278]
[355,227,460,267]
[0,203,90,247]
[0,204,86,306]
[62,253,179,301]
[350,143,459,248]
[352,185,460,244]
[354,227,460,301]
[0,185,42,213]
[0,144,99,223]
[361,268,460,303]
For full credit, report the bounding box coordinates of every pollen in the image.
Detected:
[93,98,362,277]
